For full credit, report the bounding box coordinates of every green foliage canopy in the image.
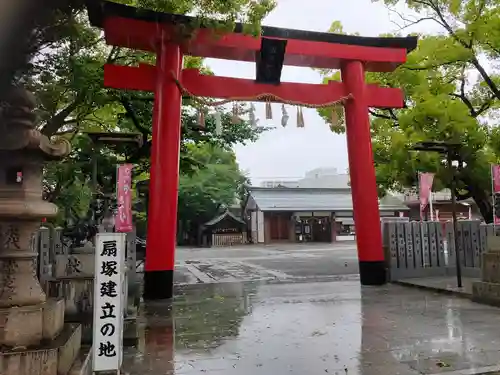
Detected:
[319,0,500,221]
[24,0,273,225]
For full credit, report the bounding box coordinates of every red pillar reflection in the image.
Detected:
[341,61,386,285]
[143,310,175,374]
[144,35,183,299]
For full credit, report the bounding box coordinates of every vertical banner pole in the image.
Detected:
[418,172,423,222]
[429,191,434,221]
[492,164,496,232]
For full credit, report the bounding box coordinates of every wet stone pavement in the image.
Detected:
[125,244,500,375]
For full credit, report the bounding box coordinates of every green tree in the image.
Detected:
[47,104,261,226]
[177,143,248,243]
[131,107,258,238]
[15,0,274,222]
[319,0,500,221]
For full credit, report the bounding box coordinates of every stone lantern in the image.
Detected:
[0,87,81,374]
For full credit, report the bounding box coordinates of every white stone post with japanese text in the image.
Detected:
[92,232,126,373]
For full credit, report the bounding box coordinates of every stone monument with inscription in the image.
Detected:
[472,235,500,306]
[0,87,81,374]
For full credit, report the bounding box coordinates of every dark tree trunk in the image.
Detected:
[465,177,493,223]
[473,194,493,223]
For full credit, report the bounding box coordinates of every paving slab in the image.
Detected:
[129,243,500,375]
[394,276,478,297]
[168,243,360,285]
[123,281,500,375]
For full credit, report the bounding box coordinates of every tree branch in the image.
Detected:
[119,97,151,136]
[484,41,500,56]
[388,109,399,121]
[404,60,465,71]
[369,109,392,120]
[106,46,121,64]
[369,109,400,126]
[450,68,477,117]
[469,0,487,42]
[470,57,500,99]
[413,0,500,101]
[426,0,472,49]
[455,187,473,201]
[476,94,496,117]
[45,175,76,202]
[55,128,78,136]
[385,5,444,30]
[40,95,85,136]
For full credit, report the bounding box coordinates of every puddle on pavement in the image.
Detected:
[123,281,500,375]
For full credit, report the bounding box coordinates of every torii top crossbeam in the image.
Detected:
[87,0,417,108]
[87,0,417,91]
[86,0,418,299]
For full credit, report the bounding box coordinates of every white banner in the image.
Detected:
[92,232,126,372]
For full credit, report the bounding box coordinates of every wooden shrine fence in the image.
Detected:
[212,232,247,247]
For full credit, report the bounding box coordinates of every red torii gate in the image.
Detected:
[87,0,417,299]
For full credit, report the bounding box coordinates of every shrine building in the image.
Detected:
[245,187,408,243]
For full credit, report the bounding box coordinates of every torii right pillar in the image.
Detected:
[342,60,385,285]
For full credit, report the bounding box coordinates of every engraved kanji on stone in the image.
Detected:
[4,224,20,249]
[98,341,116,357]
[66,256,82,275]
[100,302,116,319]
[100,260,118,277]
[100,323,116,337]
[101,240,117,257]
[100,280,118,298]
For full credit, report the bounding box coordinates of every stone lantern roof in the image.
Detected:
[0,86,70,158]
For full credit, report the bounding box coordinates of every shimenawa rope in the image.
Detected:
[170,71,353,108]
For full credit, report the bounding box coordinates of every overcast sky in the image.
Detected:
[205,0,442,185]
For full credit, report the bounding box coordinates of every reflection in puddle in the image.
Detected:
[123,282,500,375]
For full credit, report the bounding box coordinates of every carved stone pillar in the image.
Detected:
[0,86,70,347]
[473,236,500,306]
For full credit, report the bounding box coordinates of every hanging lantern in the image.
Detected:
[214,110,222,135]
[265,101,273,120]
[281,104,289,127]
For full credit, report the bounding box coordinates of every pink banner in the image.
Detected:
[492,165,500,224]
[419,172,434,220]
[116,164,133,233]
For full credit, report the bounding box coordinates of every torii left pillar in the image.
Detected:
[144,37,183,300]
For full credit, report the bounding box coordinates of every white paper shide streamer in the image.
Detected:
[214,110,222,135]
[281,104,289,127]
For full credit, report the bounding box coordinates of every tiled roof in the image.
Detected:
[203,209,246,227]
[248,187,408,212]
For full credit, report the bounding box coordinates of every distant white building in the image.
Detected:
[260,167,349,189]
[260,180,299,188]
[303,167,339,178]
